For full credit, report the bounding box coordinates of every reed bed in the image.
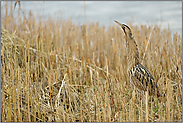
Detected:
[1,2,182,122]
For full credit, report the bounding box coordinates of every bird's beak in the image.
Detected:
[114,20,122,26]
[114,20,125,29]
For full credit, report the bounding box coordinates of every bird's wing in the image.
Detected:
[129,63,156,94]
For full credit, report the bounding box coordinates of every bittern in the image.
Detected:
[114,20,161,97]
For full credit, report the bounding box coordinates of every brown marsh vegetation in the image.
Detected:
[1,2,182,122]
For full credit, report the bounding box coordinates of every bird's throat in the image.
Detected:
[126,37,140,72]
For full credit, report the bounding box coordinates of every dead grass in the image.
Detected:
[1,2,182,122]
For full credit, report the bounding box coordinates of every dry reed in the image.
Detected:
[1,2,182,122]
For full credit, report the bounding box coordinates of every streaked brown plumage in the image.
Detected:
[114,20,161,97]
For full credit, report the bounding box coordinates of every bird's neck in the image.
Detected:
[126,36,140,71]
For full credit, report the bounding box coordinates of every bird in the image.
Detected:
[114,20,162,97]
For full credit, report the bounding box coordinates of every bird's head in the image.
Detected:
[114,20,133,39]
